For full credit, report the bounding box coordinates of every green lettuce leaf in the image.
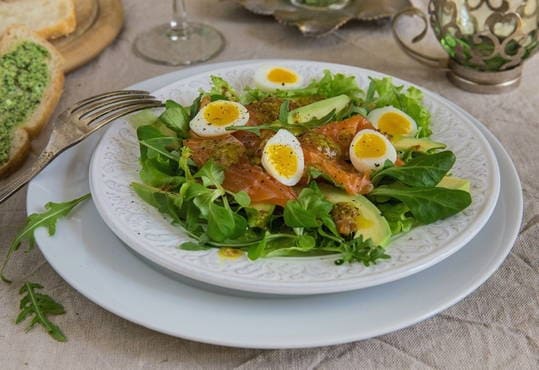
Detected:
[158,100,190,137]
[240,70,364,104]
[378,203,415,235]
[365,77,432,137]
[207,76,240,101]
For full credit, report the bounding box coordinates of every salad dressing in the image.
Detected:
[218,248,244,260]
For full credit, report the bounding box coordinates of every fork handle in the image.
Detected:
[0,151,56,204]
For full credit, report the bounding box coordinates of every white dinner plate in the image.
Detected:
[28,60,521,349]
[88,61,500,295]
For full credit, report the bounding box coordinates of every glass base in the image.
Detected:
[134,22,225,66]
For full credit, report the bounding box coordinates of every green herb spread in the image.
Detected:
[0,42,50,163]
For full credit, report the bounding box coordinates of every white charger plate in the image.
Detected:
[88,61,500,295]
[28,61,522,348]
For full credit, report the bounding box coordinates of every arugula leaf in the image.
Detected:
[331,237,390,266]
[136,125,180,167]
[158,100,190,136]
[228,107,336,136]
[279,100,290,124]
[139,137,179,161]
[372,151,456,187]
[16,282,67,342]
[370,185,472,224]
[364,77,432,137]
[0,194,91,283]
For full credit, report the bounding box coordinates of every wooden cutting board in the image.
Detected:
[51,0,124,73]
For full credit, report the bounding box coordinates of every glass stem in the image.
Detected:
[169,0,190,40]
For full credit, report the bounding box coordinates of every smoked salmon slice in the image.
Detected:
[302,146,373,195]
[223,161,296,206]
[314,115,374,156]
[184,135,246,168]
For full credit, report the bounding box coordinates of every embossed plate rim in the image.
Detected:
[89,60,500,295]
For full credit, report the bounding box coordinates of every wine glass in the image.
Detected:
[134,0,225,66]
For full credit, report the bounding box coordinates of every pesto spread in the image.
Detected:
[0,42,50,164]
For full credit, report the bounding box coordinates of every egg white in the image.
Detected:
[349,129,397,172]
[367,106,417,137]
[254,65,304,91]
[190,100,249,137]
[261,129,304,186]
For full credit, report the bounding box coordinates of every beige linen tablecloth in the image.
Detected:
[1,1,538,368]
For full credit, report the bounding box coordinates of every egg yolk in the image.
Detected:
[354,133,387,158]
[265,144,298,178]
[377,112,411,136]
[267,68,298,85]
[203,101,240,126]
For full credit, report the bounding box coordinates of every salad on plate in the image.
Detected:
[131,65,472,266]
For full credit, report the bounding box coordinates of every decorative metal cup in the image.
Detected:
[290,0,351,10]
[392,0,538,93]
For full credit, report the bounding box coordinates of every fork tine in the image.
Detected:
[83,99,163,124]
[88,102,165,131]
[69,90,151,113]
[77,94,158,119]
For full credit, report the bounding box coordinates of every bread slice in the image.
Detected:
[0,25,64,178]
[0,0,77,40]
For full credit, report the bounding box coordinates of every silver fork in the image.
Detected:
[0,90,163,204]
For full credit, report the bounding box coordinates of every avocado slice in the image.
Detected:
[391,136,446,153]
[246,203,275,228]
[287,95,350,124]
[320,185,391,247]
[437,176,470,193]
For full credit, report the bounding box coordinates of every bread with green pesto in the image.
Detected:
[0,25,64,178]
